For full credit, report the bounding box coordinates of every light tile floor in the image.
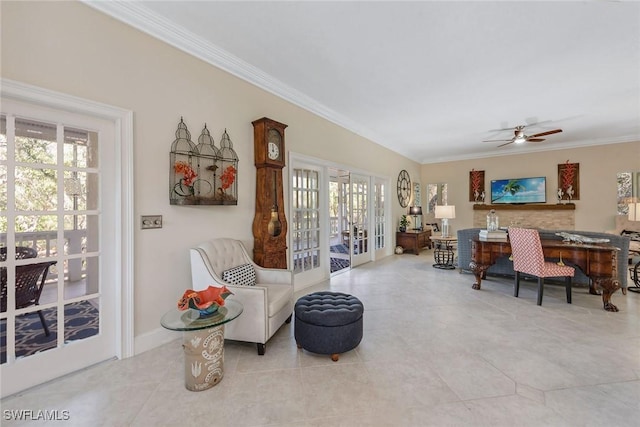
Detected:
[2,251,639,426]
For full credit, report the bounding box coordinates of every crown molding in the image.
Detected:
[81,1,388,152]
[82,2,636,165]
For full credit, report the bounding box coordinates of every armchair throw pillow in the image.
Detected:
[222,263,256,286]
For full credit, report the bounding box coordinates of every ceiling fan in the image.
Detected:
[483,125,563,148]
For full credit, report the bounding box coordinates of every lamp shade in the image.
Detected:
[409,206,423,216]
[629,202,640,222]
[435,205,456,219]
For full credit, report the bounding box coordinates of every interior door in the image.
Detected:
[350,173,370,267]
[0,99,117,397]
[373,177,388,259]
[290,163,325,288]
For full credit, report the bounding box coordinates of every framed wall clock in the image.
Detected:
[397,169,411,208]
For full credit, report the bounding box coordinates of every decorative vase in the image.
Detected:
[487,209,499,231]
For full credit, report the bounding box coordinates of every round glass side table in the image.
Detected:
[161,299,243,391]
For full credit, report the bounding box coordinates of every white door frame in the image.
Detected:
[0,79,134,394]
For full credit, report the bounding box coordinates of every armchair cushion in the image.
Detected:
[222,263,256,286]
[265,284,293,316]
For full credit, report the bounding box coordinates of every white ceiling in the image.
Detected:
[86,1,640,164]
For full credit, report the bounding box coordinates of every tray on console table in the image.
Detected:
[469,237,622,312]
[396,229,432,255]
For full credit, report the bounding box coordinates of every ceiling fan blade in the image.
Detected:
[529,129,562,138]
[524,119,553,128]
[497,141,514,148]
[526,138,546,142]
[482,139,513,142]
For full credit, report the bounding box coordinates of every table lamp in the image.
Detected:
[435,205,456,238]
[409,206,422,230]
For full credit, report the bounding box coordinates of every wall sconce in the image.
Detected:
[435,205,456,238]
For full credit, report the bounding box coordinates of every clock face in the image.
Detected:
[267,129,281,161]
[268,141,279,160]
[397,170,411,208]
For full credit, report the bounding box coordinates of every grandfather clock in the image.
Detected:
[252,117,288,268]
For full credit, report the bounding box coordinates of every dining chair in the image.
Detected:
[508,227,575,305]
[1,247,56,336]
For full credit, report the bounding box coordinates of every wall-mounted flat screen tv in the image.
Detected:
[490,177,546,204]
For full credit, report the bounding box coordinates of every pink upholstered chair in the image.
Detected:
[508,227,575,306]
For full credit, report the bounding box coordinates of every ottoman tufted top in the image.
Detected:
[295,291,364,327]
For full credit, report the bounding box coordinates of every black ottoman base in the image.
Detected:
[294,291,364,361]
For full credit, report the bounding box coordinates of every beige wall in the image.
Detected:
[420,141,640,233]
[1,1,420,341]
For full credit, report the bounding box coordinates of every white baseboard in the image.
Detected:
[133,327,177,356]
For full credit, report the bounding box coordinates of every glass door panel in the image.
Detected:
[374,180,386,252]
[1,104,112,396]
[350,173,370,267]
[291,164,326,286]
[291,168,320,274]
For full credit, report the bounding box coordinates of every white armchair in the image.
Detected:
[189,238,294,355]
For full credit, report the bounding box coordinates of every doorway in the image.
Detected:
[0,82,133,398]
[290,154,388,287]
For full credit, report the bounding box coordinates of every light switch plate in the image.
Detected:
[141,215,162,229]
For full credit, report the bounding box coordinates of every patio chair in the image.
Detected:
[1,247,56,336]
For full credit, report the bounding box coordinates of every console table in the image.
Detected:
[396,229,432,255]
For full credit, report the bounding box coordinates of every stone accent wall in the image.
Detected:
[472,205,575,230]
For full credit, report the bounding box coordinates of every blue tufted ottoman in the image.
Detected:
[294,291,364,361]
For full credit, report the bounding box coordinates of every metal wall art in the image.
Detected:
[469,169,485,203]
[170,118,238,205]
[557,160,579,202]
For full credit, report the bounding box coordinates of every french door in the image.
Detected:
[1,98,118,396]
[373,178,387,258]
[290,164,325,288]
[350,173,370,267]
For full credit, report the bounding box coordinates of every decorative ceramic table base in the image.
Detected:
[161,299,243,391]
[182,325,225,391]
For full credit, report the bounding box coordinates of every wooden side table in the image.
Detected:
[396,229,432,255]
